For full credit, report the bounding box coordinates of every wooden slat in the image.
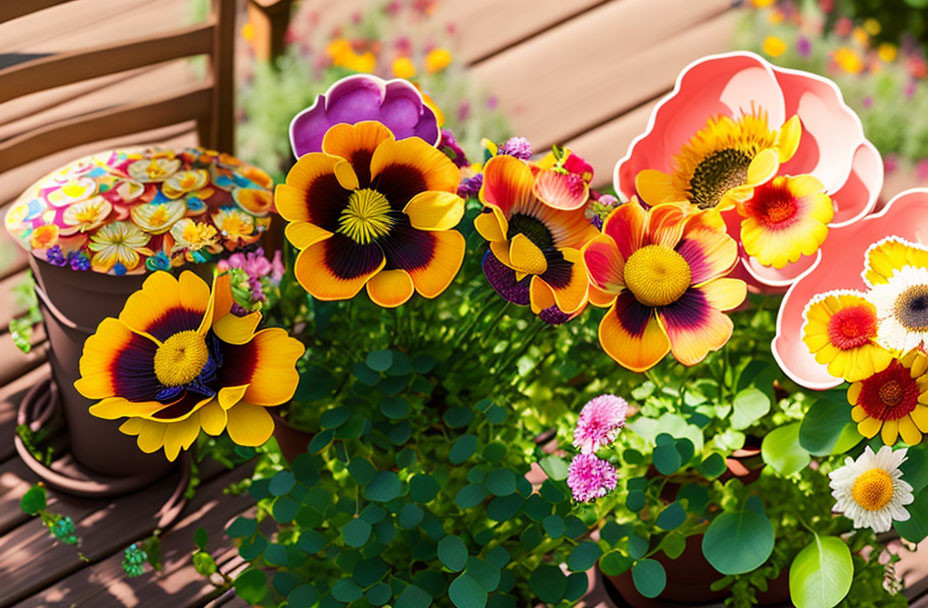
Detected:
[437,0,607,65]
[13,466,253,608]
[0,24,214,104]
[0,0,77,26]
[0,270,32,335]
[0,364,53,463]
[469,0,736,149]
[0,85,212,172]
[207,0,237,153]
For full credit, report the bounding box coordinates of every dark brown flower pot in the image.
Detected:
[29,257,174,478]
[271,407,313,464]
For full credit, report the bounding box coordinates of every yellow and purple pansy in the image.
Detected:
[277,121,466,308]
[75,271,305,460]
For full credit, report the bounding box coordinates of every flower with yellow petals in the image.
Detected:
[30,224,59,250]
[127,158,181,182]
[170,219,220,258]
[87,221,151,273]
[76,271,304,460]
[802,290,892,382]
[583,201,746,371]
[392,57,417,79]
[635,109,801,213]
[834,47,864,74]
[130,201,186,235]
[762,36,787,58]
[62,197,112,234]
[212,208,256,250]
[848,350,928,445]
[161,169,209,199]
[878,43,898,63]
[277,121,466,308]
[737,174,834,268]
[425,48,452,74]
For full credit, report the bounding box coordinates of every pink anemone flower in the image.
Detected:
[773,189,928,390]
[614,51,883,292]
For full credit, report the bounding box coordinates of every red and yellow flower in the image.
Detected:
[737,175,834,268]
[476,154,599,316]
[75,271,304,460]
[583,201,746,371]
[277,121,466,308]
[802,290,892,382]
[848,350,928,445]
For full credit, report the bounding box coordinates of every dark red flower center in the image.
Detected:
[747,181,798,228]
[827,305,877,350]
[858,360,919,420]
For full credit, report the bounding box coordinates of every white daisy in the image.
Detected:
[870,265,928,353]
[829,445,914,533]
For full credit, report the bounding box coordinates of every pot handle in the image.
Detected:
[33,283,98,336]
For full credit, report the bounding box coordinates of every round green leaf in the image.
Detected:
[288,584,319,608]
[343,518,372,548]
[702,497,775,575]
[485,469,516,496]
[656,501,686,531]
[449,573,487,608]
[269,470,296,496]
[529,564,568,603]
[194,527,208,550]
[731,388,771,430]
[381,396,410,420]
[332,578,363,603]
[599,550,634,576]
[653,443,681,475]
[450,435,478,464]
[465,556,501,592]
[366,350,393,372]
[567,542,602,572]
[19,485,46,515]
[799,397,861,456]
[444,407,475,428]
[789,534,853,608]
[632,559,666,599]
[901,445,928,493]
[364,471,402,502]
[226,516,257,538]
[320,406,350,429]
[543,514,565,538]
[438,535,468,571]
[698,453,727,479]
[410,474,440,503]
[395,585,431,608]
[455,484,488,508]
[366,582,392,606]
[482,442,507,463]
[399,503,425,529]
[761,423,811,476]
[234,568,268,604]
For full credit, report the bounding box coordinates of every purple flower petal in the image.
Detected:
[289,74,441,158]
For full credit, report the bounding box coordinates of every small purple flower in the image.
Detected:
[486,96,498,110]
[797,35,811,58]
[573,394,627,453]
[68,252,90,271]
[567,454,618,503]
[905,79,917,99]
[481,250,530,306]
[457,100,471,122]
[861,96,874,109]
[271,250,285,282]
[497,137,532,160]
[289,74,441,158]
[917,159,928,181]
[457,173,483,199]
[440,130,469,168]
[46,245,67,267]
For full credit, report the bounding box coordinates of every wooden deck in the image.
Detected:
[2,0,928,606]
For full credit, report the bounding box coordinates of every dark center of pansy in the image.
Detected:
[623,245,691,307]
[895,284,928,331]
[507,214,555,249]
[858,361,919,420]
[337,188,394,244]
[688,148,752,209]
[827,305,877,350]
[154,330,209,387]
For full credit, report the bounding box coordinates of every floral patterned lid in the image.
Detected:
[4,146,276,275]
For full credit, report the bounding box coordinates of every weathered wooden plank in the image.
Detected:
[0,24,213,104]
[0,0,78,26]
[470,1,737,148]
[0,364,53,463]
[563,99,660,188]
[13,465,254,608]
[438,0,607,65]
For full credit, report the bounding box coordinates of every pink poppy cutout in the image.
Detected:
[773,189,928,390]
[614,51,882,290]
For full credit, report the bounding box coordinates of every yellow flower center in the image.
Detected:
[153,330,209,387]
[623,245,692,307]
[338,188,393,244]
[149,207,169,227]
[851,468,894,511]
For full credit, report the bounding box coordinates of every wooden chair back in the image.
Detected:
[0,0,236,175]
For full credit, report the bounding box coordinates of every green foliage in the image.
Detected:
[9,272,42,354]
[789,534,853,608]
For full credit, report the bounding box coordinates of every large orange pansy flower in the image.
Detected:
[276,121,466,308]
[583,201,746,372]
